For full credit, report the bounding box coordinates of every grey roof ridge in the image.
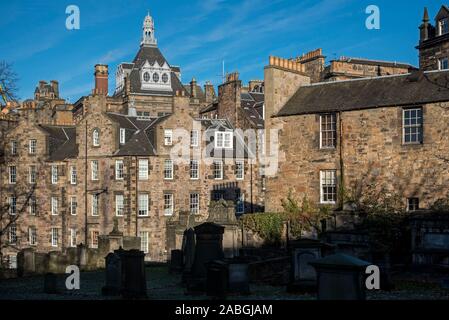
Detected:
[61,128,69,140]
[125,116,139,130]
[142,129,157,155]
[303,69,449,88]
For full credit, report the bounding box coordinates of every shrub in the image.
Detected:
[241,212,284,244]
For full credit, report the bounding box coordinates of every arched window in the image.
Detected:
[143,72,150,82]
[93,129,100,147]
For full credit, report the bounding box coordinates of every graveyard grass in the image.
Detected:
[0,265,448,300]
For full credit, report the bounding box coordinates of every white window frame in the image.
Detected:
[235,160,244,180]
[138,194,149,217]
[120,128,126,145]
[29,227,37,246]
[115,160,124,180]
[70,166,77,185]
[29,139,37,154]
[164,129,173,146]
[11,140,17,155]
[91,231,99,249]
[403,108,423,145]
[215,131,233,149]
[164,159,173,180]
[138,159,149,180]
[51,228,59,247]
[439,57,449,70]
[439,18,449,35]
[29,197,37,215]
[116,194,125,217]
[70,228,77,248]
[236,192,245,214]
[70,196,77,216]
[9,166,16,184]
[191,130,199,147]
[51,197,59,215]
[139,231,149,254]
[164,193,174,216]
[8,255,17,269]
[190,160,199,180]
[93,129,100,147]
[320,170,337,204]
[9,196,17,215]
[9,224,17,244]
[190,193,200,215]
[319,113,337,149]
[91,194,99,216]
[91,160,99,181]
[213,160,223,180]
[29,165,36,184]
[51,165,58,184]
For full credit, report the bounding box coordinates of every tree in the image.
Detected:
[0,185,35,269]
[0,60,19,104]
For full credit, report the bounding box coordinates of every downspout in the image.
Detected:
[250,162,254,213]
[135,156,138,237]
[338,111,345,210]
[84,119,88,245]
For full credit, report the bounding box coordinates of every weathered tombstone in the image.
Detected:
[77,243,87,269]
[310,253,371,301]
[287,239,334,293]
[228,259,250,295]
[116,249,147,299]
[102,252,122,296]
[170,250,184,273]
[206,260,228,298]
[181,228,196,283]
[192,223,225,280]
[17,248,36,277]
[44,273,59,294]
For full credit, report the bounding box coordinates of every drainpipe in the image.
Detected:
[84,119,88,245]
[135,156,138,237]
[338,111,344,210]
[250,162,254,213]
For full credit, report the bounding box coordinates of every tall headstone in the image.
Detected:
[116,249,147,299]
[182,228,196,281]
[192,223,225,280]
[102,252,122,296]
[17,248,36,277]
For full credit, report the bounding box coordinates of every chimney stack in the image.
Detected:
[204,81,216,104]
[190,78,197,98]
[94,64,109,96]
[50,80,59,98]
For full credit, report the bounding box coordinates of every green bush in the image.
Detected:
[241,212,284,244]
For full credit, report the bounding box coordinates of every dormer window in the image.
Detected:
[93,129,100,147]
[440,18,449,35]
[153,73,160,83]
[143,72,151,82]
[120,128,126,144]
[215,132,233,149]
[162,73,169,83]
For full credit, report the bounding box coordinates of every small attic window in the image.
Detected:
[439,18,449,35]
[120,128,126,145]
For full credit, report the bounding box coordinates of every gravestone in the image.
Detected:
[17,248,36,277]
[181,228,196,283]
[192,223,225,280]
[310,253,371,300]
[102,252,122,296]
[44,273,59,294]
[228,259,250,295]
[116,249,147,299]
[170,250,184,273]
[287,239,334,293]
[206,260,228,298]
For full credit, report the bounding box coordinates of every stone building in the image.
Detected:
[264,6,449,213]
[0,13,261,265]
[417,6,449,71]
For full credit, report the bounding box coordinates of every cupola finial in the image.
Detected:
[141,12,157,47]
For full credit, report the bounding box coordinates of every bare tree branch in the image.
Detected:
[0,60,19,103]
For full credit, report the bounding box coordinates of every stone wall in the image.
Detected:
[266,102,449,212]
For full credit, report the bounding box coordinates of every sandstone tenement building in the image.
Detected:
[2,6,449,268]
[0,13,263,266]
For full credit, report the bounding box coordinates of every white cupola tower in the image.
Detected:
[141,12,157,47]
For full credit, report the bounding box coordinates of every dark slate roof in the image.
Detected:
[276,70,449,117]
[334,58,416,70]
[241,92,264,128]
[38,125,78,161]
[132,46,167,68]
[184,84,206,102]
[200,102,218,114]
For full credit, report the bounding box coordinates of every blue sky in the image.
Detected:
[0,0,442,102]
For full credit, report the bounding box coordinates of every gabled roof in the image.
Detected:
[38,125,78,161]
[276,70,449,117]
[132,46,168,68]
